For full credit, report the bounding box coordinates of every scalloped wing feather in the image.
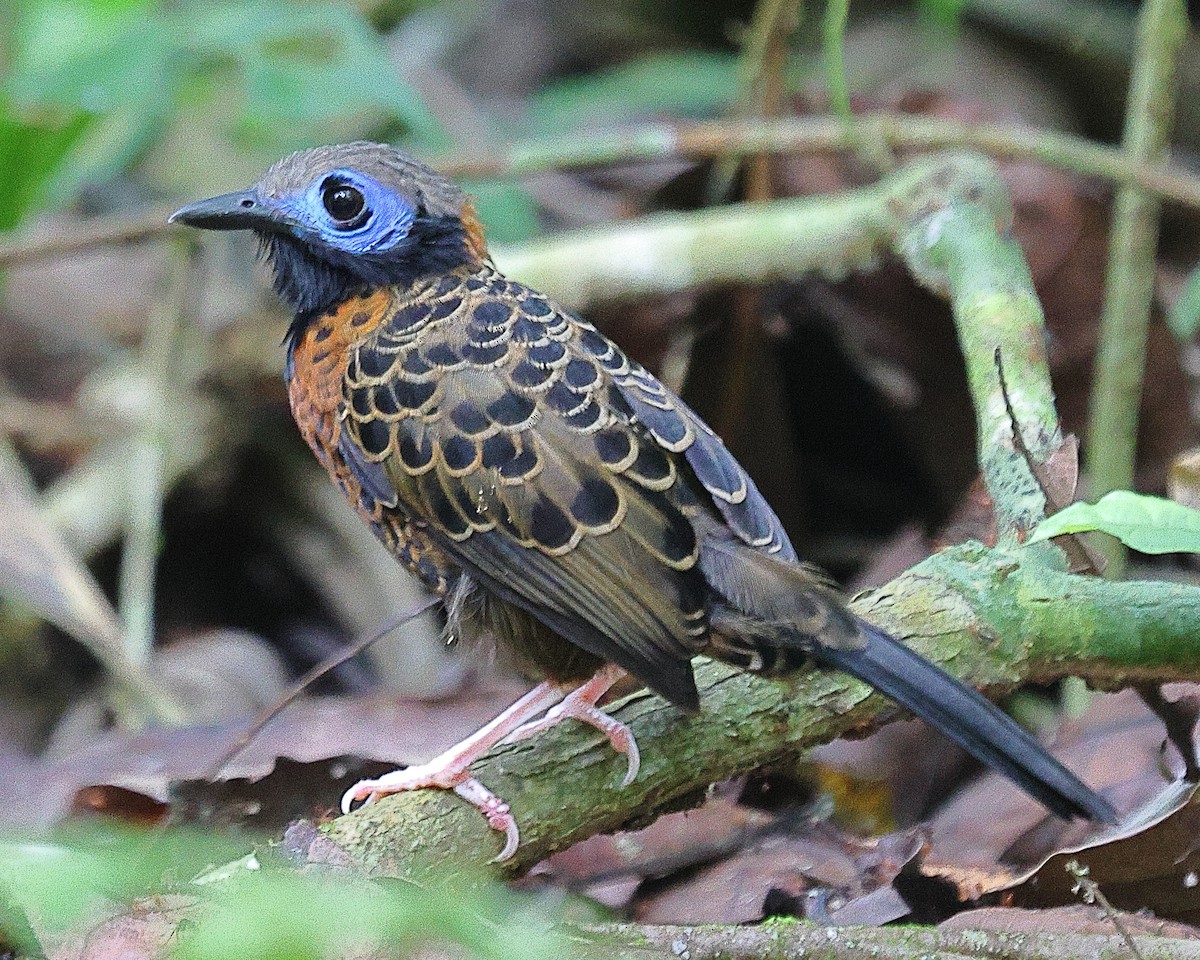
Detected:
[337,266,713,706]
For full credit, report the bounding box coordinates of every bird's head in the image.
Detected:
[171,142,487,320]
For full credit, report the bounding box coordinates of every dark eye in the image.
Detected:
[321,181,367,228]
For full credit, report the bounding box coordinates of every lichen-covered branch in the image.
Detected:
[574,920,1200,960]
[319,543,1200,878]
[492,187,890,307]
[885,152,1062,536]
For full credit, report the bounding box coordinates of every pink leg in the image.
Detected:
[340,681,566,862]
[509,664,640,786]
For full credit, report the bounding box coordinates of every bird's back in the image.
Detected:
[288,263,728,706]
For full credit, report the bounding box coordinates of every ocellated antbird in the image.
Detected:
[172,142,1116,860]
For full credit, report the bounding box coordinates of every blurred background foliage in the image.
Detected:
[2,0,1200,954]
[0,0,825,729]
[0,0,777,242]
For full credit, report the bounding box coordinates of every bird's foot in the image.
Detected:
[337,667,634,862]
[341,762,520,862]
[510,665,640,786]
[339,680,569,862]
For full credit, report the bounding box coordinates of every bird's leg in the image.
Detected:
[340,680,567,861]
[508,663,640,786]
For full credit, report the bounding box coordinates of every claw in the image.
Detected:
[455,778,521,862]
[340,763,522,860]
[510,664,640,785]
[336,667,634,863]
[336,681,569,858]
[340,770,431,815]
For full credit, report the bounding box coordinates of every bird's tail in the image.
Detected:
[700,535,1117,824]
[812,621,1116,823]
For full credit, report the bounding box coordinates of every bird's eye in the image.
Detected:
[321,181,368,228]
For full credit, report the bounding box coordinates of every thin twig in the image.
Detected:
[1065,860,1146,960]
[713,0,798,437]
[823,0,852,122]
[5,115,1200,267]
[446,114,1200,205]
[117,241,195,666]
[201,595,440,781]
[578,918,1191,960]
[0,203,180,266]
[707,0,800,201]
[1085,0,1187,577]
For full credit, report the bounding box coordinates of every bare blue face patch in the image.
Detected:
[173,147,474,320]
[278,168,418,255]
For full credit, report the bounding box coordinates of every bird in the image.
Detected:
[172,142,1117,861]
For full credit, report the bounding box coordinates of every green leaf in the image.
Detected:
[9,0,172,112]
[917,0,967,28]
[4,0,446,215]
[7,0,177,201]
[0,100,91,230]
[8,0,159,84]
[822,0,851,122]
[192,2,443,144]
[0,823,568,960]
[1027,490,1200,554]
[0,826,245,935]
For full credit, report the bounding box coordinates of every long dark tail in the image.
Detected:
[699,533,1118,825]
[813,622,1117,824]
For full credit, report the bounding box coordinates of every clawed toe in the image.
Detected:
[509,664,640,786]
[334,669,637,864]
[455,778,521,862]
[339,765,522,862]
[512,699,641,786]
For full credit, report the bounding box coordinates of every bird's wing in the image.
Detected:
[602,354,797,563]
[338,270,713,707]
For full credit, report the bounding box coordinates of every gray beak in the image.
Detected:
[170,189,283,231]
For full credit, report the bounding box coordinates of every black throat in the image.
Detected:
[271,212,474,351]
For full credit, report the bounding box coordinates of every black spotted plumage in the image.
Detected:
[335,263,746,706]
[171,141,1117,828]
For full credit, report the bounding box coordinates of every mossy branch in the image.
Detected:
[320,542,1200,877]
[576,919,1200,960]
[884,152,1064,536]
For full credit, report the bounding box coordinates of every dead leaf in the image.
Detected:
[46,630,291,758]
[0,439,126,666]
[1007,780,1200,922]
[633,822,925,925]
[70,786,169,827]
[539,796,773,886]
[940,904,1200,939]
[926,688,1200,917]
[0,685,523,830]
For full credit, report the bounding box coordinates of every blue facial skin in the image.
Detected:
[256,168,472,330]
[278,169,417,255]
